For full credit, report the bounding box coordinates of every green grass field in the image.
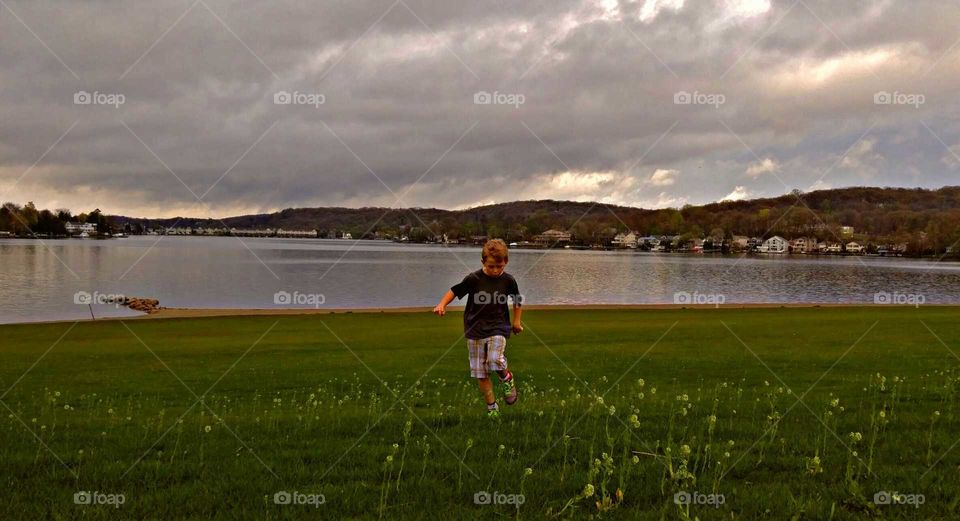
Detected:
[2,307,959,520]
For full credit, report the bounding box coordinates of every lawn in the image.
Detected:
[1,307,958,520]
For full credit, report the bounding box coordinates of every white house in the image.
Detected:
[611,232,638,248]
[759,236,788,253]
[65,222,97,235]
[845,241,865,254]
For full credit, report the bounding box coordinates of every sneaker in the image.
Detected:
[487,408,501,421]
[502,375,518,405]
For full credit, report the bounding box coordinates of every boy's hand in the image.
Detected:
[512,321,523,334]
[433,304,446,316]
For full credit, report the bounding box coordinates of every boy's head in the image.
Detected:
[481,239,508,277]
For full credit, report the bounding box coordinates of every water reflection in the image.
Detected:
[0,236,958,323]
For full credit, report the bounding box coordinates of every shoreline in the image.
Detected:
[4,303,948,326]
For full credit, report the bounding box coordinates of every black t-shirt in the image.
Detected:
[450,269,522,339]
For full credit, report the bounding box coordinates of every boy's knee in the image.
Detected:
[487,357,507,371]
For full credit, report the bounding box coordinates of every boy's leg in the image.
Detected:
[477,378,497,407]
[468,338,498,412]
[486,336,517,405]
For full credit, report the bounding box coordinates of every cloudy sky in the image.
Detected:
[1,0,959,218]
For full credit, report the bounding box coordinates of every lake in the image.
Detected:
[1,236,958,323]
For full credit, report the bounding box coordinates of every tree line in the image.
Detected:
[1,202,112,237]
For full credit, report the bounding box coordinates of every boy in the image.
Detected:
[433,239,523,420]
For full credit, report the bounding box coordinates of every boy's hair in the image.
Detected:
[481,239,509,263]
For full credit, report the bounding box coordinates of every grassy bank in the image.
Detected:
[2,307,958,519]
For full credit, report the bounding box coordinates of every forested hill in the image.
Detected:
[109,186,960,245]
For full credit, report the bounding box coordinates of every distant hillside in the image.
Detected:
[109,186,960,251]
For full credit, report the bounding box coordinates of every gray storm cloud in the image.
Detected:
[1,0,958,217]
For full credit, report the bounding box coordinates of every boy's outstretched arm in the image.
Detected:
[433,290,456,316]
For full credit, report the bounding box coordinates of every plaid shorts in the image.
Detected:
[467,335,508,378]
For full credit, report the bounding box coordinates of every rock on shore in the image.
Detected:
[118,296,163,314]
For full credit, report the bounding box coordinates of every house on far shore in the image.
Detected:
[691,238,704,253]
[759,235,788,253]
[845,241,865,254]
[790,237,818,253]
[821,242,843,254]
[65,222,97,236]
[731,235,749,250]
[611,231,638,249]
[533,229,572,247]
[637,236,659,249]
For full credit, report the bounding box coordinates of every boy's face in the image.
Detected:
[481,256,507,277]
